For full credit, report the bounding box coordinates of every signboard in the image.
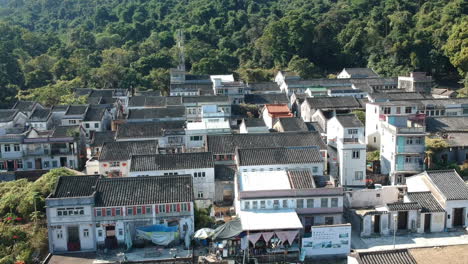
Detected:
[302,224,351,257]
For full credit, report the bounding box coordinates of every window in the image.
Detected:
[27,162,32,169]
[376,194,381,198]
[405,107,412,114]
[98,230,103,237]
[198,191,204,198]
[383,107,391,114]
[352,150,360,159]
[110,161,120,167]
[190,136,203,141]
[13,144,20,151]
[406,137,413,144]
[260,201,266,209]
[94,123,99,128]
[116,208,121,216]
[396,107,401,114]
[282,200,288,208]
[146,206,152,214]
[52,160,58,168]
[273,200,279,209]
[4,144,10,152]
[127,207,133,216]
[69,120,77,124]
[44,161,50,168]
[171,204,177,212]
[85,123,90,128]
[321,198,328,208]
[297,199,304,208]
[136,206,142,215]
[158,204,166,213]
[182,203,188,211]
[244,201,250,210]
[373,137,376,143]
[96,209,102,217]
[331,198,338,208]
[325,217,334,225]
[0,162,4,170]
[57,230,63,239]
[312,167,318,173]
[415,137,422,144]
[306,199,314,208]
[106,208,112,216]
[83,229,89,237]
[355,171,364,180]
[252,201,258,209]
[17,160,23,169]
[118,229,123,236]
[348,129,358,135]
[405,156,413,163]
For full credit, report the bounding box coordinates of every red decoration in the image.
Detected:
[6,217,12,221]
[122,163,127,167]
[15,217,22,221]
[12,235,18,239]
[103,163,108,167]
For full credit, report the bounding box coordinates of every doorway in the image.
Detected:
[35,158,42,169]
[67,226,81,251]
[397,211,408,230]
[453,208,464,227]
[60,157,67,167]
[374,215,381,233]
[104,226,118,249]
[424,214,431,232]
[6,160,14,171]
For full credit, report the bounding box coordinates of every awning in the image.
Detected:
[212,218,243,241]
[239,209,303,231]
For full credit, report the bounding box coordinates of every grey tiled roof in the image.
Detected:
[342,68,379,78]
[276,117,308,132]
[65,105,88,116]
[50,175,99,198]
[369,92,427,101]
[215,165,236,181]
[95,175,193,206]
[130,152,214,172]
[244,94,289,105]
[242,118,266,128]
[358,249,416,264]
[304,96,362,110]
[287,170,316,189]
[386,202,422,211]
[407,192,444,213]
[335,114,363,128]
[12,101,38,112]
[90,131,115,147]
[128,96,166,108]
[0,109,20,122]
[236,147,323,166]
[84,107,106,122]
[98,140,159,161]
[425,116,468,133]
[115,121,185,139]
[52,126,80,138]
[426,170,468,200]
[249,82,281,92]
[182,95,230,104]
[29,108,52,122]
[127,106,186,120]
[207,132,326,154]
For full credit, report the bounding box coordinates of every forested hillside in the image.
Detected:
[0,0,466,106]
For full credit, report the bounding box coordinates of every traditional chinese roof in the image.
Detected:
[98,140,159,161]
[50,175,99,198]
[358,249,416,264]
[406,192,444,213]
[236,147,323,166]
[130,152,214,172]
[425,170,468,200]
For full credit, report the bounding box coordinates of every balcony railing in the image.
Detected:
[396,145,425,153]
[396,163,424,172]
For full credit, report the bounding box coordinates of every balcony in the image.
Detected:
[396,144,425,154]
[381,122,425,135]
[395,163,424,172]
[51,148,75,156]
[24,149,48,156]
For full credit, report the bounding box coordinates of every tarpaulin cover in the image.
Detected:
[212,218,243,241]
[136,225,179,246]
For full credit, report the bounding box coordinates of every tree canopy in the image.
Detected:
[0,0,466,106]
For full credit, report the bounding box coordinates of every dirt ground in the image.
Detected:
[409,244,468,264]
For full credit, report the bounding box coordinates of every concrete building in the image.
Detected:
[239,118,269,134]
[406,170,468,229]
[398,72,432,94]
[327,114,366,187]
[46,175,194,253]
[261,104,293,129]
[129,152,215,207]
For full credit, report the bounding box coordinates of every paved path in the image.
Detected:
[352,230,468,252]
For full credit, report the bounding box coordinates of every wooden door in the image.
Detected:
[453,208,464,227]
[424,214,431,232]
[398,211,408,230]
